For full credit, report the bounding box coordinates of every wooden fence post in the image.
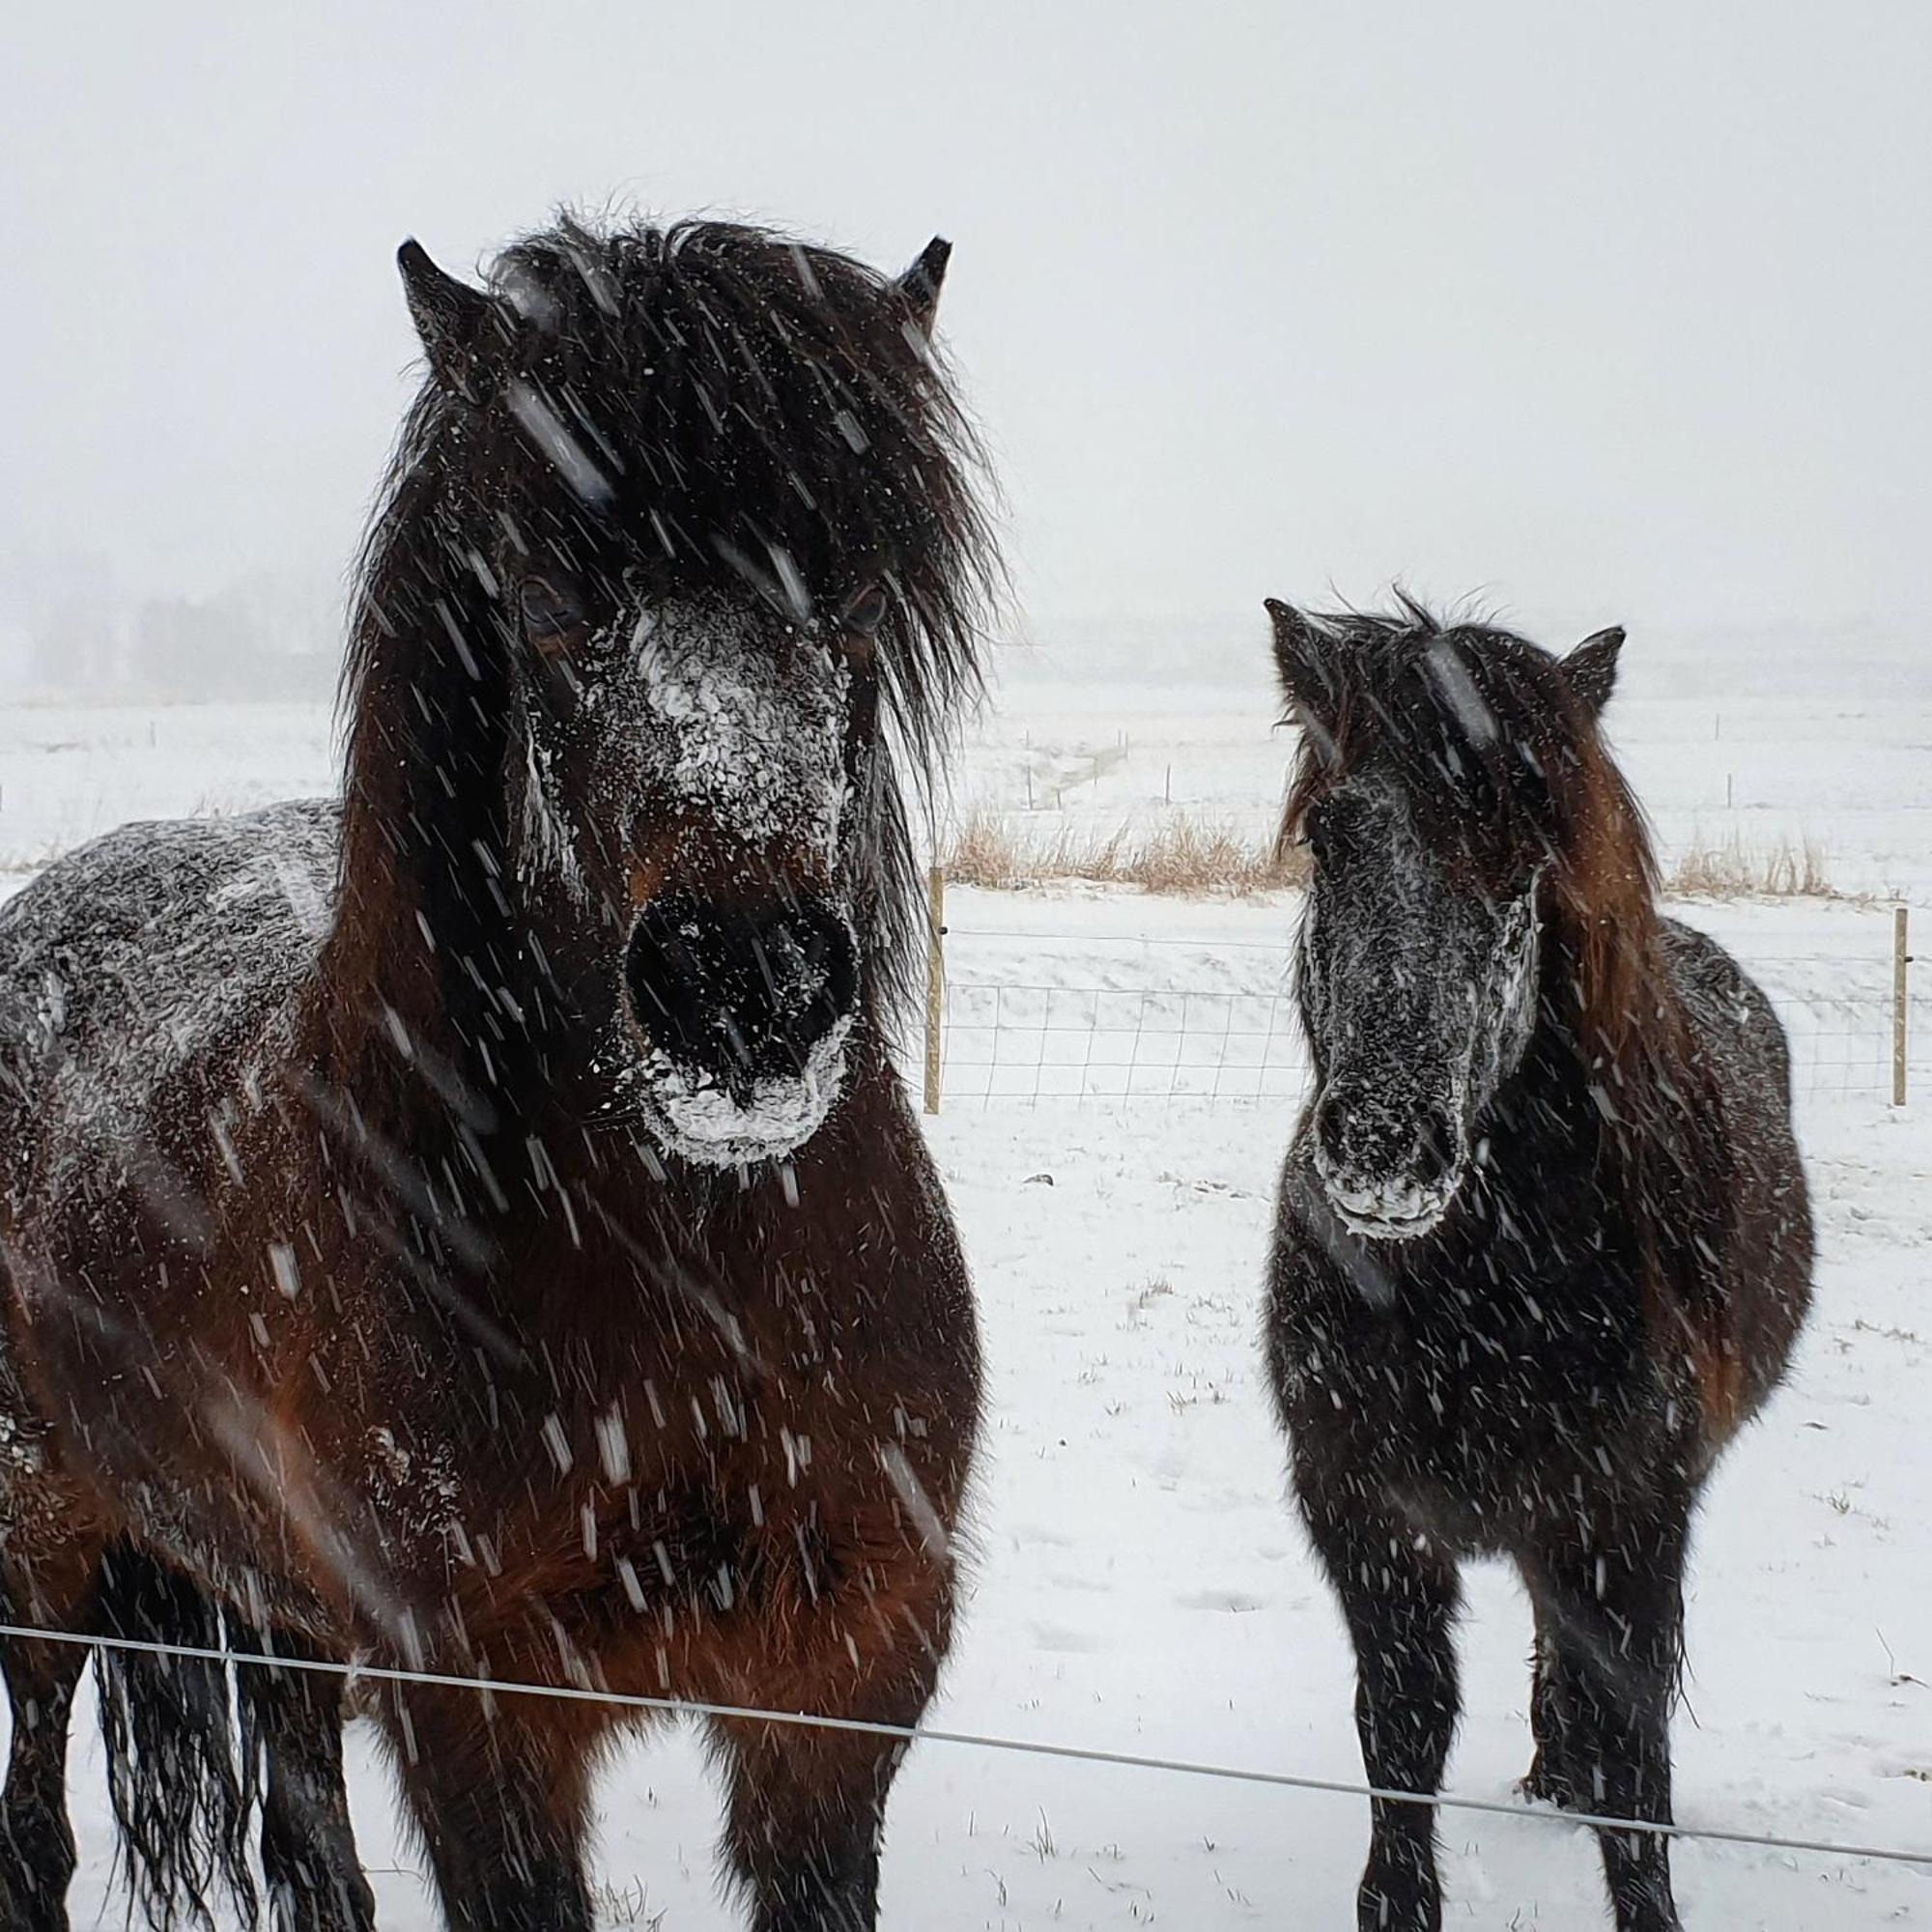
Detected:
[923,867,946,1116]
[1893,905,1910,1107]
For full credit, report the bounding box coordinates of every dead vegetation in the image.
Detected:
[944,811,1840,902]
[1662,833,1837,899]
[6,809,1837,908]
[941,810,1309,897]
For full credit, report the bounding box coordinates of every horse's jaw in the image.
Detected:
[619,1014,855,1171]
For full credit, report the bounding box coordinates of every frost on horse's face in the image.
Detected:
[388,232,941,1170]
[1295,776,1544,1241]
[1267,600,1625,1243]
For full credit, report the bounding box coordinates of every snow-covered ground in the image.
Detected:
[6,631,1931,1927]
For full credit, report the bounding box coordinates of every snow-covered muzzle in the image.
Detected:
[620,893,859,1165]
[509,593,864,1167]
[1298,787,1543,1242]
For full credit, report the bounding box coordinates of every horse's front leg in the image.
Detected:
[1522,1598,1583,1809]
[0,1352,85,1927]
[0,1627,90,1932]
[708,1563,956,1931]
[374,1684,597,1932]
[238,1636,376,1932]
[1299,1480,1462,1932]
[0,1504,104,1932]
[710,1716,911,1932]
[1522,1501,1688,1932]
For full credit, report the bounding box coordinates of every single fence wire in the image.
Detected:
[934,940,1925,1107]
[5,1621,1929,1876]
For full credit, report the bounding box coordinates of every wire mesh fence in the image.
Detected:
[930,931,1926,1108]
[941,982,1307,1102]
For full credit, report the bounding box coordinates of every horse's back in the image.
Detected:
[1660,916,1805,1186]
[0,800,339,1215]
[1659,917,1813,1421]
[1660,918,1791,1100]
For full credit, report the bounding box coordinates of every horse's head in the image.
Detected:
[342,220,990,1168]
[1267,597,1641,1241]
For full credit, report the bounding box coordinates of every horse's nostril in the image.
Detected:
[1316,1087,1462,1202]
[796,905,859,1019]
[1317,1089,1406,1177]
[625,894,858,1090]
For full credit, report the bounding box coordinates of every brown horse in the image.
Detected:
[1260,598,1812,1932]
[0,214,996,1930]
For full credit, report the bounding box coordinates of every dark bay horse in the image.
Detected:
[1260,599,1811,1931]
[0,214,996,1930]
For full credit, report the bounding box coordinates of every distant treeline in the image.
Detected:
[0,555,344,701]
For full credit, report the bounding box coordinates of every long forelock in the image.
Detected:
[474,214,997,726]
[334,213,1000,1037]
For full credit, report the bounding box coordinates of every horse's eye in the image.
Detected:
[838,582,889,638]
[519,574,590,655]
[1303,795,1360,863]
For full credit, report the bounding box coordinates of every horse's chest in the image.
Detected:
[1275,1275,1651,1532]
[348,1318,930,1564]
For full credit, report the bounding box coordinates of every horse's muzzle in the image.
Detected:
[1312,1084,1463,1241]
[624,892,860,1099]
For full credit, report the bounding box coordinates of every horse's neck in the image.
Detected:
[323,642,526,1073]
[1487,922,1688,1179]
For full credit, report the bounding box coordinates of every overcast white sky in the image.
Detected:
[3,1,1927,642]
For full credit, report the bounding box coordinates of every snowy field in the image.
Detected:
[944,615,1932,908]
[4,628,1930,1928]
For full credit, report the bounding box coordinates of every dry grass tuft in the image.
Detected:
[941,810,1308,896]
[1125,818,1306,895]
[1663,834,1836,899]
[590,1882,667,1929]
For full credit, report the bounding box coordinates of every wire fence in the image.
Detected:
[942,981,1306,1102]
[929,923,1926,1108]
[7,1621,1929,1876]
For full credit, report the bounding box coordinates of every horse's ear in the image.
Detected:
[895,236,952,338]
[398,240,511,402]
[1265,598,1339,726]
[1563,625,1625,717]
